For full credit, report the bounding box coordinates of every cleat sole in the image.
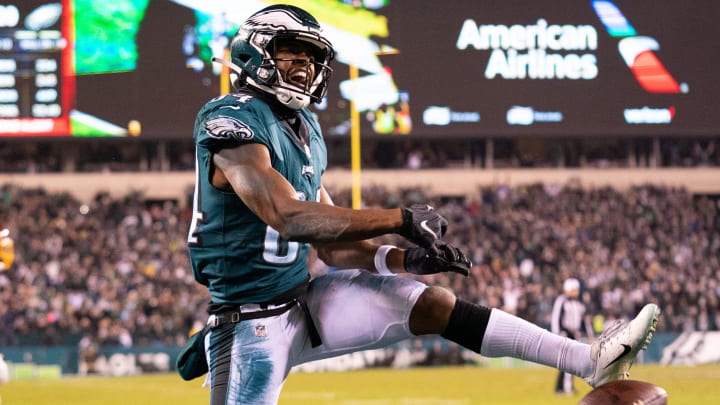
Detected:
[639,306,661,351]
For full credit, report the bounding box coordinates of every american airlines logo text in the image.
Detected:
[457,19,598,80]
[624,107,675,124]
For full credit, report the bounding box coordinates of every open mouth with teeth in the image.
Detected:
[286,69,310,90]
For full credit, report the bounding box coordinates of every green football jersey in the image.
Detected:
[187,91,327,304]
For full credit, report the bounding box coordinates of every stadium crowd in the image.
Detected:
[0,181,718,351]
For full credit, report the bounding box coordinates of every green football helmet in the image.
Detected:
[217,4,334,110]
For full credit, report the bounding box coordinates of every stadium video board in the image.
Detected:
[0,0,148,137]
[0,0,718,138]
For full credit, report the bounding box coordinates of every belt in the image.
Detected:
[207,289,322,348]
[207,300,297,328]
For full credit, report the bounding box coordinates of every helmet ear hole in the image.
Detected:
[256,67,275,82]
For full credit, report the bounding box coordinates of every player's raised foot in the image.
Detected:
[584,303,661,388]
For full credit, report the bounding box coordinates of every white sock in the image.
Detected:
[479,309,593,378]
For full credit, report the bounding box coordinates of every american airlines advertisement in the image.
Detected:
[0,0,717,138]
[366,0,716,137]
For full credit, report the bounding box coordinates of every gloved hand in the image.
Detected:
[398,204,448,252]
[404,241,472,277]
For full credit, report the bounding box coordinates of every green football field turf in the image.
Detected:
[1,364,718,404]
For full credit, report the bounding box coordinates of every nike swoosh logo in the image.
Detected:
[419,220,437,238]
[604,344,632,368]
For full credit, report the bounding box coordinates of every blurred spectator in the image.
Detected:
[692,140,716,166]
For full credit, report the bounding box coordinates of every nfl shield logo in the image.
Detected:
[254,324,267,338]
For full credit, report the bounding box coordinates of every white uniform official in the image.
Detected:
[551,278,594,395]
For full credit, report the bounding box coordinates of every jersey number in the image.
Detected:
[262,227,299,264]
[188,159,320,266]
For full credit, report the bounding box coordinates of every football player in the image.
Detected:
[552,278,595,395]
[185,5,660,404]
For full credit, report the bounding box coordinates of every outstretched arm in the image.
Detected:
[313,240,402,272]
[311,189,470,276]
[314,240,470,277]
[213,143,404,243]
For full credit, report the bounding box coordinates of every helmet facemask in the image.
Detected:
[257,33,333,109]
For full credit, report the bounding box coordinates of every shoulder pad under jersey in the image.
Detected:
[195,93,269,149]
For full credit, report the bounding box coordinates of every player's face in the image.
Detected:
[274,40,316,91]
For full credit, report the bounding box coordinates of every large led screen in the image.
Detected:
[0,0,718,138]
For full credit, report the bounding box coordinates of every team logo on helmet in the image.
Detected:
[205,116,254,140]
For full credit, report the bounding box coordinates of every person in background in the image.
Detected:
[0,228,14,272]
[552,278,595,395]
